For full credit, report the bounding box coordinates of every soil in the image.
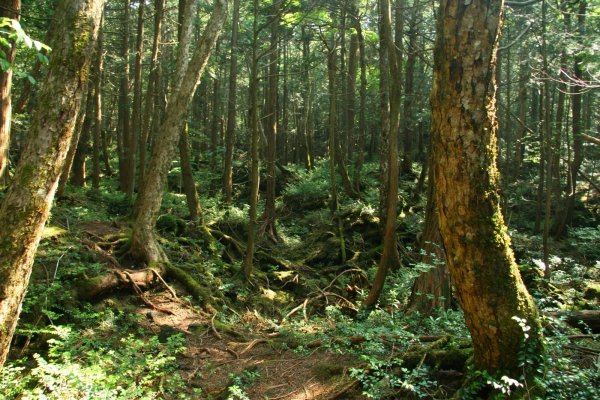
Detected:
[132,290,366,399]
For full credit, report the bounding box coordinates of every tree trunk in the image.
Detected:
[179,122,202,222]
[401,3,417,175]
[353,10,367,191]
[409,155,451,313]
[129,0,144,195]
[118,0,132,195]
[243,0,260,279]
[364,0,401,308]
[555,0,587,238]
[0,0,20,181]
[130,0,228,266]
[139,0,164,186]
[92,20,104,189]
[431,0,542,384]
[56,89,89,197]
[210,40,221,171]
[0,0,103,368]
[377,0,390,225]
[261,1,281,243]
[223,0,240,203]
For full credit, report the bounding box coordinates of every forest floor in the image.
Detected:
[132,289,364,399]
[3,163,599,399]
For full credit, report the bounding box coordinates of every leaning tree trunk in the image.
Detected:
[0,0,104,369]
[0,0,20,181]
[431,0,543,386]
[130,0,228,266]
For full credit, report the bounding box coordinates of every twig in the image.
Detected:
[211,313,223,340]
[122,271,173,315]
[151,268,178,299]
[239,339,268,356]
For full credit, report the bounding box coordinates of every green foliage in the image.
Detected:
[1,310,189,400]
[282,161,330,211]
[226,369,260,400]
[0,17,50,79]
[350,359,436,399]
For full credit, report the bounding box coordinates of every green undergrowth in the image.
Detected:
[2,161,599,399]
[1,309,193,400]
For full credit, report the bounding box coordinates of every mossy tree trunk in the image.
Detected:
[431,0,543,382]
[130,0,228,266]
[0,0,104,368]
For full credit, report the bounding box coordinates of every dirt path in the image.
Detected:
[134,291,364,399]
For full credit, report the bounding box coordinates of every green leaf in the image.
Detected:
[0,58,10,72]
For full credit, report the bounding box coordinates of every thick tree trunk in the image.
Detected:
[0,0,103,368]
[364,0,401,308]
[431,0,542,383]
[0,0,20,181]
[223,0,240,203]
[130,0,228,266]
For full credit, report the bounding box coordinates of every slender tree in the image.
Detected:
[364,0,401,308]
[0,0,104,368]
[223,0,240,203]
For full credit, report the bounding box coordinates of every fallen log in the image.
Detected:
[546,310,600,333]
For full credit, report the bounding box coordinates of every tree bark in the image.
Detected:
[0,0,20,181]
[129,0,144,195]
[0,0,103,368]
[431,0,543,382]
[243,0,261,278]
[409,155,451,313]
[139,0,164,186]
[92,20,104,189]
[130,0,228,266]
[353,9,367,191]
[118,0,132,196]
[223,0,240,203]
[364,0,401,308]
[261,0,281,243]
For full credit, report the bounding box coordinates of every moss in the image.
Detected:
[166,264,212,304]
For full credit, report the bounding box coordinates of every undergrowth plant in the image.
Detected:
[0,310,190,400]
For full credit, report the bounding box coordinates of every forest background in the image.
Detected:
[0,0,598,399]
